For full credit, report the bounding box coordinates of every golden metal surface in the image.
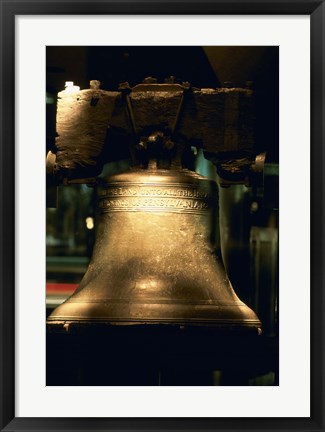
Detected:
[47,168,261,329]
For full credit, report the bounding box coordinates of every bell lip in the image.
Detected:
[47,317,262,328]
[47,300,261,325]
[47,300,261,330]
[47,321,262,338]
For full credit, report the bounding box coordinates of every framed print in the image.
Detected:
[1,1,324,431]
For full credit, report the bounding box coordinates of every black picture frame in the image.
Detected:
[0,1,324,431]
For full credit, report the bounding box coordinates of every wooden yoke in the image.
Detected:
[47,78,264,189]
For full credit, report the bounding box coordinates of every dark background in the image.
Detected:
[46,47,279,386]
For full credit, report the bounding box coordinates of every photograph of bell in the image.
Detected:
[46,47,280,385]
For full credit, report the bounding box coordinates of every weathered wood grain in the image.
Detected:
[178,88,255,153]
[55,88,119,177]
[129,90,184,133]
[54,84,256,179]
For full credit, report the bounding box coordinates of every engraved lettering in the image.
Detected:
[99,183,212,213]
[101,185,210,200]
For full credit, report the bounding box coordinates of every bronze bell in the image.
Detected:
[47,79,261,332]
[47,166,261,330]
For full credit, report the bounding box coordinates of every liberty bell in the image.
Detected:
[47,79,261,332]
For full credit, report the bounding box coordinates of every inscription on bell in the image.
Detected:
[98,184,212,213]
[99,185,210,199]
[100,197,209,212]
